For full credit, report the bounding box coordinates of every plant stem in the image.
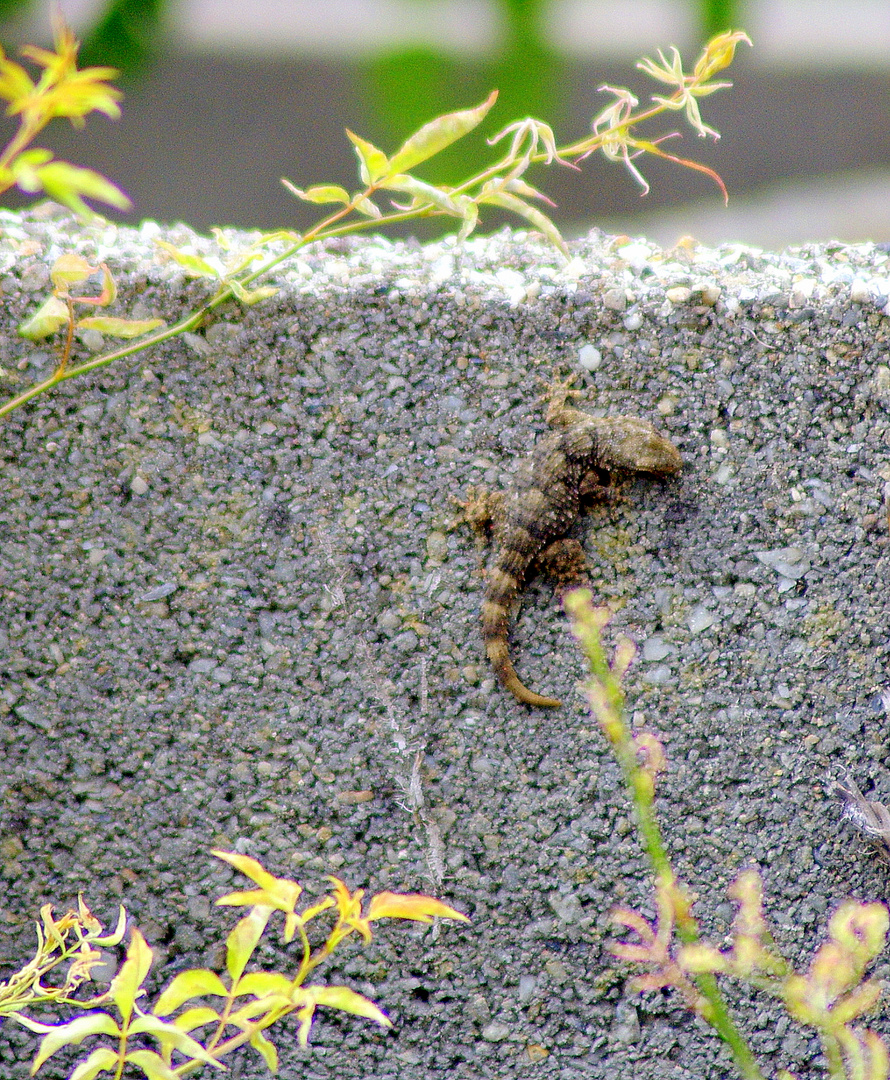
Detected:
[564,590,766,1080]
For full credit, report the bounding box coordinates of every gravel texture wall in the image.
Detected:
[2,207,890,1079]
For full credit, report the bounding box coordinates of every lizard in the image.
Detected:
[465,376,682,708]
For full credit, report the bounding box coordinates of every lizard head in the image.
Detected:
[596,416,683,476]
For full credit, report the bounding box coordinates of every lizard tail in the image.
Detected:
[481,589,562,708]
[484,636,562,707]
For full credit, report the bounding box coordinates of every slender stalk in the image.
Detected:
[564,591,766,1080]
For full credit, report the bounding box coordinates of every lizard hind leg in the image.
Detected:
[538,537,590,596]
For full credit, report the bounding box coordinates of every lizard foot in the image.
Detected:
[453,487,503,547]
[541,372,587,427]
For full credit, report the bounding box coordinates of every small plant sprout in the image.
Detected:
[17,253,165,382]
[12,850,468,1078]
[2,29,751,418]
[0,12,129,218]
[564,589,890,1080]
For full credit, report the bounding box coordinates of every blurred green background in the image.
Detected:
[1,0,889,248]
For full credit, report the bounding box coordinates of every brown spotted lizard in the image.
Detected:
[465,377,682,708]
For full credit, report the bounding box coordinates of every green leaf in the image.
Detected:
[227,279,279,305]
[8,147,53,191]
[249,1027,279,1072]
[227,996,290,1033]
[172,1006,222,1032]
[50,253,96,290]
[76,316,165,337]
[457,200,479,242]
[308,984,392,1028]
[387,90,498,176]
[122,1049,179,1080]
[97,263,117,306]
[92,906,128,947]
[154,241,221,279]
[281,180,350,205]
[154,969,228,1016]
[345,130,389,184]
[128,1014,224,1068]
[379,174,462,216]
[18,295,69,339]
[352,195,381,219]
[502,177,556,206]
[31,160,131,218]
[109,928,153,1025]
[252,228,301,245]
[366,891,469,924]
[27,1012,121,1072]
[234,971,293,997]
[0,57,35,105]
[70,1046,120,1080]
[226,906,272,983]
[478,188,568,258]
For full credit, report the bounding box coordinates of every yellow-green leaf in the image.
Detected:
[345,130,389,184]
[299,896,334,923]
[249,1028,279,1072]
[97,262,117,305]
[366,891,469,924]
[477,188,568,258]
[69,1046,120,1080]
[122,1049,178,1080]
[18,294,69,339]
[128,1015,224,1068]
[228,995,290,1028]
[295,1000,316,1046]
[307,984,391,1027]
[225,906,272,983]
[281,180,350,205]
[502,177,555,205]
[109,928,152,1025]
[171,1006,222,1032]
[388,90,498,176]
[50,253,96,289]
[234,971,292,998]
[379,174,462,216]
[213,850,303,923]
[830,981,883,1025]
[32,161,131,218]
[352,194,381,219]
[9,147,53,191]
[154,969,228,1016]
[0,57,34,104]
[27,1012,121,1072]
[154,241,220,279]
[213,850,279,891]
[92,905,128,947]
[252,228,301,245]
[227,279,279,305]
[457,199,479,241]
[76,316,165,337]
[676,943,728,973]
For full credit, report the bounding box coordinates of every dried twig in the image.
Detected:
[832,772,890,866]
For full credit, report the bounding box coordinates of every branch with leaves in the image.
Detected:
[9,850,467,1079]
[564,590,890,1080]
[0,13,128,218]
[0,29,751,419]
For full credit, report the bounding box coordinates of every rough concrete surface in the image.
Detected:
[2,208,890,1078]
